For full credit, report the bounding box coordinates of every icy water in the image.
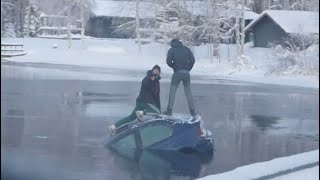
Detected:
[1,77,319,180]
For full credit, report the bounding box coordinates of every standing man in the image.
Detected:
[108,65,161,134]
[163,39,196,117]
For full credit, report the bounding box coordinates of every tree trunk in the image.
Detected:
[1,2,3,37]
[21,0,28,37]
[136,0,141,53]
[26,1,30,37]
[67,22,71,48]
[227,40,230,62]
[301,0,305,10]
[15,0,21,37]
[164,11,168,51]
[212,0,219,60]
[236,0,241,58]
[284,0,290,10]
[240,0,245,55]
[67,2,72,49]
[80,0,85,48]
[208,43,213,63]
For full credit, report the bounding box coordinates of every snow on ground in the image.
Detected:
[1,37,319,89]
[1,65,141,82]
[197,150,319,180]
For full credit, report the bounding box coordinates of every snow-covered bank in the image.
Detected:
[271,166,318,180]
[2,38,318,88]
[198,150,319,180]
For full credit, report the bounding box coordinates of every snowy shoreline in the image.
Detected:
[1,37,319,89]
[1,61,319,91]
[197,150,319,180]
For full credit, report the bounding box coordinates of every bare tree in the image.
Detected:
[136,0,141,53]
[301,0,305,10]
[66,0,72,48]
[235,0,241,57]
[25,0,30,37]
[240,0,245,55]
[80,0,85,48]
[284,0,290,10]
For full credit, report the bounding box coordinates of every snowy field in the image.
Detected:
[1,37,319,89]
[198,150,319,180]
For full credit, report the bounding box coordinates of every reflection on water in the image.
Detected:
[2,148,65,180]
[250,114,280,131]
[85,102,131,117]
[1,78,318,180]
[2,109,25,147]
[110,148,213,179]
[79,91,132,118]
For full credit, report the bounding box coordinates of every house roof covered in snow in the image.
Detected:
[244,10,319,34]
[243,10,259,20]
[93,0,258,20]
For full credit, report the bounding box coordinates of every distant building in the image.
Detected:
[85,1,156,39]
[244,10,319,48]
[86,0,259,44]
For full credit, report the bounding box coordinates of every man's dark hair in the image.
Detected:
[171,39,180,44]
[152,65,161,73]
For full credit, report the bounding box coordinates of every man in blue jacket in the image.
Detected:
[108,65,161,134]
[163,39,196,117]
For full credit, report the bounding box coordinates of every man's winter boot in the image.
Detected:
[190,109,196,117]
[163,108,172,116]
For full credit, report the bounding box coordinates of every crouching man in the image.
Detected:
[108,65,162,134]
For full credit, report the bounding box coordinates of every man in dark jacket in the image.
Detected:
[163,39,196,116]
[108,65,161,134]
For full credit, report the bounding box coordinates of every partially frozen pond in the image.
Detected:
[1,75,318,180]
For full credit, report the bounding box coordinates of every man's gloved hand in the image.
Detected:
[135,110,144,121]
[108,124,116,135]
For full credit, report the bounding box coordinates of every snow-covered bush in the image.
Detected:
[112,18,154,39]
[284,33,316,51]
[268,43,319,76]
[2,22,16,38]
[270,0,283,10]
[277,45,297,68]
[112,19,136,39]
[232,55,256,70]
